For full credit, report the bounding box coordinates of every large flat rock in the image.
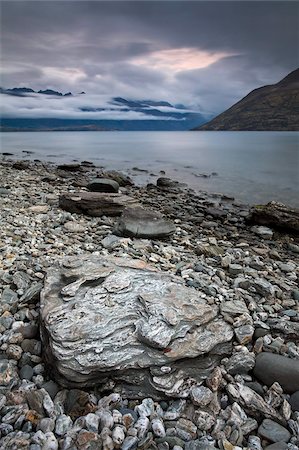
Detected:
[247,201,299,234]
[59,192,139,216]
[40,256,233,398]
[115,207,176,239]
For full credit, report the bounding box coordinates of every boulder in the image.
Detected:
[59,192,139,217]
[247,201,299,234]
[102,170,133,187]
[115,207,176,239]
[40,256,233,398]
[157,177,179,188]
[57,163,82,172]
[253,352,299,394]
[87,178,119,193]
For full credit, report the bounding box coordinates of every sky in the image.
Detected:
[1,0,298,120]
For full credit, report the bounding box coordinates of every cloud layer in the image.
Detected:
[1,1,298,118]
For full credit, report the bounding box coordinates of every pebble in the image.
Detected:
[190,386,213,406]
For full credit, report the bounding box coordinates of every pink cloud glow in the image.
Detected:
[131,47,233,73]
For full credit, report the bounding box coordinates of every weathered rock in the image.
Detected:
[40,256,233,398]
[0,359,19,392]
[115,207,176,239]
[87,178,119,193]
[225,351,255,375]
[247,201,299,234]
[64,389,94,419]
[254,352,299,394]
[226,383,285,424]
[258,419,291,443]
[59,192,139,217]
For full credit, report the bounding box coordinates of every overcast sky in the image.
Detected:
[1,0,298,118]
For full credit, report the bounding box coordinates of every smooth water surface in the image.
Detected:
[1,131,298,206]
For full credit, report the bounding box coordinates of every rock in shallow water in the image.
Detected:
[40,255,233,398]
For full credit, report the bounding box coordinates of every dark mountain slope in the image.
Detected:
[195,68,299,131]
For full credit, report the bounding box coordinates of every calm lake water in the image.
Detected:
[1,131,298,207]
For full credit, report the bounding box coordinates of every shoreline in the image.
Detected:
[0,158,299,449]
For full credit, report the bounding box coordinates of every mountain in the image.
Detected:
[0,88,208,131]
[194,68,299,131]
[0,87,72,97]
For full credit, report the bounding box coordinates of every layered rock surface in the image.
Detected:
[59,192,139,216]
[40,255,233,398]
[247,201,299,234]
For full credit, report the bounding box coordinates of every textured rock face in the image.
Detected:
[40,256,233,398]
[115,207,176,239]
[247,202,299,234]
[59,192,139,216]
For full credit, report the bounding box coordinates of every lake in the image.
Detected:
[1,131,298,207]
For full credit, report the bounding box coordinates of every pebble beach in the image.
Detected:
[0,157,299,450]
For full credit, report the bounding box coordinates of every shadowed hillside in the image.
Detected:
[195,68,299,131]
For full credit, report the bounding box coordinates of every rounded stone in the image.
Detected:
[88,178,119,193]
[41,381,60,399]
[19,364,34,380]
[258,419,290,443]
[254,352,299,394]
[265,443,288,450]
[289,390,299,412]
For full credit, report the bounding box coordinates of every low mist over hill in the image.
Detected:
[0,88,208,131]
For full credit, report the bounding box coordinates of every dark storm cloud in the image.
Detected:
[1,1,298,118]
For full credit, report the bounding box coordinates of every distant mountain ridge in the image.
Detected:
[0,87,74,97]
[0,87,208,131]
[194,68,299,131]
